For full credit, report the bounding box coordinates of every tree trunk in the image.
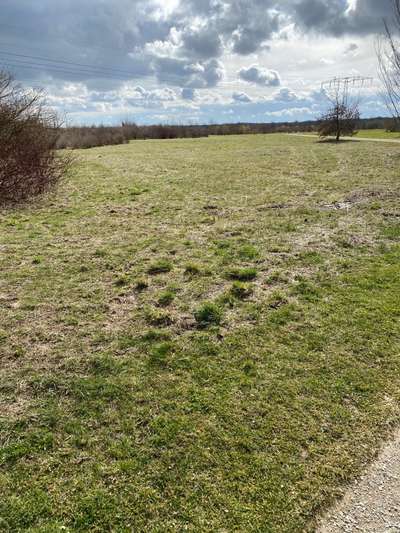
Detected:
[336,110,340,141]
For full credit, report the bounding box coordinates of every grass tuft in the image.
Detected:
[230,281,254,300]
[147,259,173,275]
[225,267,258,281]
[194,302,223,327]
[148,342,174,367]
[157,290,175,307]
[184,263,202,276]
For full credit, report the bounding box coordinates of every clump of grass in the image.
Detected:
[230,281,253,300]
[298,251,323,265]
[194,302,223,328]
[141,329,171,343]
[215,240,231,250]
[135,278,149,291]
[147,259,173,275]
[149,342,174,367]
[145,307,172,326]
[157,290,175,307]
[89,355,121,376]
[225,267,257,281]
[117,334,138,350]
[94,249,107,258]
[265,271,287,285]
[238,244,259,260]
[184,263,201,276]
[292,280,320,302]
[382,222,400,240]
[267,290,287,309]
[0,329,7,344]
[242,359,257,376]
[128,187,146,197]
[115,275,130,287]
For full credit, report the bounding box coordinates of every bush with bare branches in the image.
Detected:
[0,71,69,205]
[377,0,400,127]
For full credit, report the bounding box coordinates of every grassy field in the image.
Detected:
[355,129,400,140]
[1,134,399,532]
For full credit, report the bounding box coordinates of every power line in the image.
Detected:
[0,57,136,80]
[0,61,137,82]
[0,49,143,78]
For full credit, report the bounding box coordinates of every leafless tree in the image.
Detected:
[318,84,360,141]
[0,71,70,205]
[377,0,400,127]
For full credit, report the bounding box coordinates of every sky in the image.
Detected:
[0,0,397,125]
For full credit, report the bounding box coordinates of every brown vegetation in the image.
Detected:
[0,71,69,205]
[378,0,400,125]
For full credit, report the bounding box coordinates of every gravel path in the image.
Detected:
[317,430,400,532]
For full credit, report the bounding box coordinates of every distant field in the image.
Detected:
[294,129,400,141]
[355,129,400,139]
[1,134,399,532]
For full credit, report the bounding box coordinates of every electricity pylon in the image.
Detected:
[321,76,374,104]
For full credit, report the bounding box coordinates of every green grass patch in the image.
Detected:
[225,267,258,281]
[147,259,173,275]
[194,302,223,327]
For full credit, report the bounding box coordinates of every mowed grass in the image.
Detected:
[355,129,400,140]
[0,134,399,532]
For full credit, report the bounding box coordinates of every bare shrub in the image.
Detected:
[377,0,400,126]
[0,71,69,205]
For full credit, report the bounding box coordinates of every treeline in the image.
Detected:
[56,116,399,150]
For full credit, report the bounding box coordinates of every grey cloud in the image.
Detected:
[154,57,224,88]
[238,65,281,87]
[291,0,395,36]
[181,87,197,100]
[177,0,281,56]
[180,26,223,60]
[273,88,300,102]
